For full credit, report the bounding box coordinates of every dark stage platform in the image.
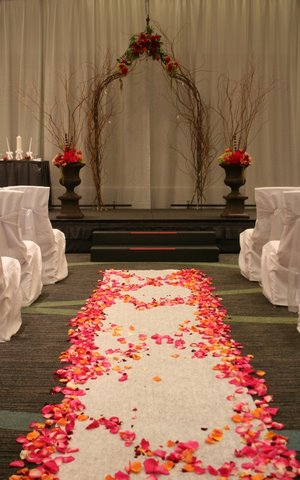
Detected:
[49,207,256,255]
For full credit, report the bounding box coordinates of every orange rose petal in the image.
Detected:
[264,431,276,440]
[152,376,162,382]
[77,414,89,421]
[104,475,115,480]
[132,354,141,360]
[73,367,84,375]
[32,440,45,448]
[166,440,176,447]
[146,450,154,457]
[129,461,142,473]
[182,463,195,472]
[182,449,194,463]
[210,429,223,441]
[26,431,40,441]
[252,408,263,418]
[31,422,45,429]
[57,418,68,425]
[205,438,215,444]
[163,461,175,471]
[256,370,266,376]
[232,414,242,423]
[94,367,104,373]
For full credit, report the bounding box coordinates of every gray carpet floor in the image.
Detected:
[0,254,299,479]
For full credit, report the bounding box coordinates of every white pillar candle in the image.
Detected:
[28,137,32,152]
[6,137,10,151]
[16,135,22,151]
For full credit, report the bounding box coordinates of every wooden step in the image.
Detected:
[92,230,217,246]
[90,245,219,262]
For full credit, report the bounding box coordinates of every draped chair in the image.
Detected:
[0,189,43,307]
[0,256,22,342]
[239,187,300,281]
[260,190,300,310]
[6,186,68,285]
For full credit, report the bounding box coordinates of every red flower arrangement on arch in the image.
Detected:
[117,26,179,77]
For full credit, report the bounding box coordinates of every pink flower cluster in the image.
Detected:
[130,31,162,59]
[218,148,253,166]
[117,27,179,77]
[164,55,179,74]
[52,147,83,168]
[117,30,163,76]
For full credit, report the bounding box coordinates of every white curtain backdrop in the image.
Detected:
[0,0,299,208]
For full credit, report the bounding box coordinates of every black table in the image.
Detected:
[0,160,51,187]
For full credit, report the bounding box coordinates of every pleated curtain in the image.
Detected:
[0,0,299,208]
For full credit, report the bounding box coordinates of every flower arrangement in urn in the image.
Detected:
[52,134,85,219]
[215,67,273,217]
[218,147,253,167]
[216,67,272,167]
[52,134,83,168]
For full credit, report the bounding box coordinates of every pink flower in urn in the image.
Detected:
[218,147,253,167]
[52,146,84,168]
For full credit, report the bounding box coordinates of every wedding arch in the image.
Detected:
[85,19,214,210]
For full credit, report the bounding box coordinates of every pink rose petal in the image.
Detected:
[144,458,169,475]
[9,460,25,467]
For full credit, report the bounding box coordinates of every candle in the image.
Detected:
[16,135,22,151]
[6,137,10,151]
[28,137,32,152]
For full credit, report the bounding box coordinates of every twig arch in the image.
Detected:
[86,24,212,209]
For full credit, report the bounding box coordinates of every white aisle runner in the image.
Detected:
[12,270,300,480]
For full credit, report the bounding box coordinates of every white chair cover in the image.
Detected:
[260,190,300,309]
[6,186,68,285]
[239,186,300,281]
[0,256,22,342]
[0,189,43,307]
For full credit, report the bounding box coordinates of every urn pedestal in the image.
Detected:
[56,163,85,219]
[220,164,249,218]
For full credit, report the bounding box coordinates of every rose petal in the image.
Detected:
[9,460,25,468]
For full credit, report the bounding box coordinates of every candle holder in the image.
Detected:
[25,151,33,160]
[15,149,23,160]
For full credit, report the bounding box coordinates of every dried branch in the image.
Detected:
[20,68,88,151]
[85,55,124,209]
[216,66,274,151]
[155,31,218,207]
[166,63,218,207]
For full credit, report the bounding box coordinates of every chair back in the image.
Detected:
[0,255,22,342]
[277,190,300,268]
[0,190,27,263]
[5,186,55,249]
[252,186,300,250]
